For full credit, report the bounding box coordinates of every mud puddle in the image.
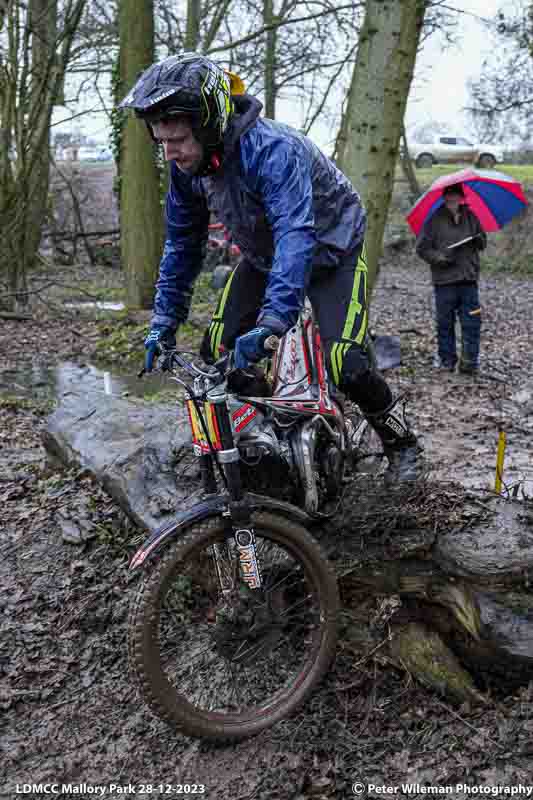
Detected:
[0,360,168,405]
[64,301,126,311]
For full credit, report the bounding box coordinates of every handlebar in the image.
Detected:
[172,349,230,379]
[138,347,229,381]
[139,335,279,391]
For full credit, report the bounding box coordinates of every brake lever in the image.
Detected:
[159,349,176,373]
[138,349,227,383]
[213,352,231,374]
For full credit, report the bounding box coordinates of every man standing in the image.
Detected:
[119,52,420,483]
[416,183,486,375]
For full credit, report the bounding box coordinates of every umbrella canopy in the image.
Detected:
[406,168,529,236]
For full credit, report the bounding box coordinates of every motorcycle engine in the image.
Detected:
[320,442,345,498]
[238,427,295,501]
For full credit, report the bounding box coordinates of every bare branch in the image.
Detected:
[203,0,234,51]
[205,3,355,55]
[303,42,357,134]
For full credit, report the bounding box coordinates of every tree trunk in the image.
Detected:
[185,0,201,50]
[0,0,84,311]
[399,123,421,203]
[19,0,58,304]
[263,0,277,118]
[336,0,426,292]
[119,0,164,310]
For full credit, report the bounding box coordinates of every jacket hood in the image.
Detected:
[222,94,263,158]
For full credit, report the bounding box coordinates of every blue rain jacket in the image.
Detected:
[152,95,366,335]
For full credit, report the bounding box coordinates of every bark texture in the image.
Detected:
[0,0,85,309]
[185,0,201,50]
[336,0,426,291]
[263,0,277,118]
[399,123,421,202]
[119,0,164,310]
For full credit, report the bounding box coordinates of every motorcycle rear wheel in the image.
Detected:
[128,511,339,741]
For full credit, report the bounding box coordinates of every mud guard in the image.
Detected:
[129,492,312,571]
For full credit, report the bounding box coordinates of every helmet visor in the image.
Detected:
[135,91,200,123]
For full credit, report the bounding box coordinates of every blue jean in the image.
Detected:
[434,282,481,368]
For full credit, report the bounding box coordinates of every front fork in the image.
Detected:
[208,394,263,592]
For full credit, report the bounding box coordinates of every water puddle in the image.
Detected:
[63,301,125,311]
[0,360,168,404]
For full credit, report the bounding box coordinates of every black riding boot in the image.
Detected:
[363,396,420,485]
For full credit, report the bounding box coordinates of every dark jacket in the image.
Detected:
[416,204,487,285]
[151,94,366,335]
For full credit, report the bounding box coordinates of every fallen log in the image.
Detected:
[42,386,194,531]
[0,312,33,321]
[43,389,533,703]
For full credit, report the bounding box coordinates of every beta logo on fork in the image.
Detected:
[235,529,262,589]
[232,403,257,433]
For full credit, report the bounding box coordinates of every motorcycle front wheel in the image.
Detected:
[128,511,339,741]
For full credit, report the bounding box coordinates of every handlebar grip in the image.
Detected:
[264,334,280,352]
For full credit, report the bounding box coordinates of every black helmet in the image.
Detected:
[118,53,236,175]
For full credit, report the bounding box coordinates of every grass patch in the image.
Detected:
[174,271,222,353]
[94,316,147,367]
[92,272,220,367]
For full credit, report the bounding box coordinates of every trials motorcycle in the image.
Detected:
[128,306,381,741]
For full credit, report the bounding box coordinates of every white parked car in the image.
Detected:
[77,146,101,161]
[95,148,113,161]
[409,135,504,169]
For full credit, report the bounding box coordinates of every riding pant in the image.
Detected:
[201,241,392,414]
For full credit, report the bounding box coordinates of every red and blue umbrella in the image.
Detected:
[406,167,528,236]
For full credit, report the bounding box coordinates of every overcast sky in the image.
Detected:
[405,0,502,138]
[55,0,504,150]
[295,0,504,151]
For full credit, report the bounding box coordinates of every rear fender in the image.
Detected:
[129,492,311,571]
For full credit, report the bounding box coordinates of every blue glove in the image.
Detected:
[234,327,274,369]
[144,326,176,372]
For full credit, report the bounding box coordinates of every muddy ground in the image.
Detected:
[2,251,533,799]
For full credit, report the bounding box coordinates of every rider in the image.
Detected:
[119,53,419,484]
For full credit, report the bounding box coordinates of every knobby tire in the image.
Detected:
[128,511,339,741]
